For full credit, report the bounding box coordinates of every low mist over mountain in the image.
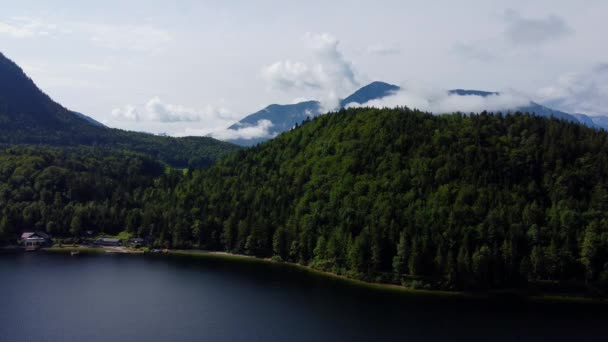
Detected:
[226,101,321,146]
[225,81,608,146]
[225,81,403,146]
[0,52,239,168]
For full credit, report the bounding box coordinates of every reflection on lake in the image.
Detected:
[0,253,606,341]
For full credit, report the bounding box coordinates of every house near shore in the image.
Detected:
[129,238,146,248]
[21,231,52,251]
[95,238,122,247]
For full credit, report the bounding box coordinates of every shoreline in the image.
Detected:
[15,245,607,304]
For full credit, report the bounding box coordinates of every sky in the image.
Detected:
[1,0,607,138]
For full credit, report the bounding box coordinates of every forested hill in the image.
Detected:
[3,106,608,293]
[0,146,169,240]
[151,107,608,291]
[0,52,239,168]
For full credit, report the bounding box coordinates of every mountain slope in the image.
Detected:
[73,111,106,127]
[0,145,166,241]
[339,81,400,107]
[227,101,321,146]
[0,52,239,167]
[448,89,581,123]
[227,83,601,147]
[142,107,608,292]
[227,81,400,146]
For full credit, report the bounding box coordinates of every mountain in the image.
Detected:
[0,145,166,242]
[73,111,106,127]
[589,115,608,129]
[518,102,579,122]
[136,107,608,292]
[4,101,608,293]
[0,52,239,168]
[227,82,606,147]
[339,81,400,107]
[227,101,321,146]
[226,81,400,146]
[447,89,581,123]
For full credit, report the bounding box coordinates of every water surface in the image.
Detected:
[0,253,605,341]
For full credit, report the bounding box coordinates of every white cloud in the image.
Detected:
[112,97,233,123]
[145,97,203,122]
[0,17,58,38]
[0,22,32,38]
[109,97,277,140]
[262,32,359,110]
[112,105,140,121]
[348,84,531,114]
[262,61,321,90]
[206,120,276,140]
[537,64,608,115]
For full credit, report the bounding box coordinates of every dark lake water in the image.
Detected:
[0,253,606,342]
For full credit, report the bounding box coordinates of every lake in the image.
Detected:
[0,253,606,341]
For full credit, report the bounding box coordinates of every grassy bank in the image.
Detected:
[43,246,122,255]
[166,250,604,304]
[16,246,604,304]
[43,247,107,254]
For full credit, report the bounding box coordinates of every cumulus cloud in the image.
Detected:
[207,120,276,140]
[262,61,322,90]
[110,97,275,141]
[111,105,140,121]
[112,97,232,123]
[348,84,531,114]
[262,32,359,110]
[537,64,608,115]
[503,9,573,46]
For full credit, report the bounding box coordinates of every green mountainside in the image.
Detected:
[140,108,608,292]
[4,106,608,293]
[0,146,166,239]
[0,52,239,168]
[3,52,608,293]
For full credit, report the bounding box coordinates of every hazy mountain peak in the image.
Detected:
[225,82,400,146]
[340,81,400,107]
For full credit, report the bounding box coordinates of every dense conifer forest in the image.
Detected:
[3,107,608,293]
[0,147,166,240]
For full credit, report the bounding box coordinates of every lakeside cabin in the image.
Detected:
[129,238,146,248]
[21,231,52,251]
[95,238,122,247]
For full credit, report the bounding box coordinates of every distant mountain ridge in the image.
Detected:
[448,89,580,123]
[0,52,239,167]
[228,82,608,146]
[227,101,321,146]
[339,81,400,107]
[226,81,400,146]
